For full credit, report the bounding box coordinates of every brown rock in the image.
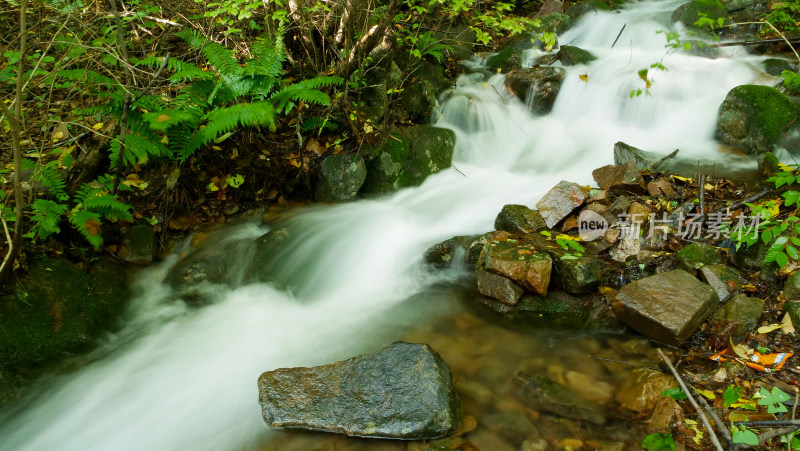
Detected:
[482,237,553,296]
[647,179,676,197]
[613,270,719,345]
[536,180,587,228]
[477,269,525,305]
[592,163,645,193]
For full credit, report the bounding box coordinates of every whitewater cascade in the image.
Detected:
[0,1,775,449]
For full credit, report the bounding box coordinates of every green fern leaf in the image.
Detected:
[142,109,199,131]
[69,209,104,249]
[29,199,68,240]
[30,160,69,201]
[202,42,243,78]
[200,101,275,145]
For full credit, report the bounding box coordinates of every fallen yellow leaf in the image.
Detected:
[695,388,716,400]
[92,122,104,131]
[579,74,588,82]
[731,342,752,359]
[782,313,795,334]
[156,114,171,122]
[207,182,219,192]
[757,323,783,334]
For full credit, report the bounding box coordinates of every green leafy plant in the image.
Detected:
[757,386,791,413]
[782,70,800,95]
[113,30,342,165]
[641,432,675,451]
[731,424,759,446]
[661,387,688,400]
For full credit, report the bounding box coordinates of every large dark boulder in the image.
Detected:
[715,84,800,155]
[362,126,456,195]
[0,257,129,367]
[505,67,566,114]
[258,342,461,439]
[315,153,367,202]
[613,270,719,345]
[672,0,728,31]
[557,45,597,66]
[487,47,524,73]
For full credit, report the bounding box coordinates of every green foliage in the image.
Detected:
[782,70,800,95]
[24,170,133,249]
[723,385,742,408]
[757,386,791,413]
[728,167,800,269]
[761,0,800,36]
[641,432,675,451]
[731,424,759,446]
[661,387,688,400]
[120,30,342,164]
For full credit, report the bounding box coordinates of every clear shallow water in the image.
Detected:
[0,1,779,450]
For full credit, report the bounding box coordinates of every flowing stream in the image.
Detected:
[0,1,779,450]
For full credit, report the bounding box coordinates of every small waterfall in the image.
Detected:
[0,1,775,450]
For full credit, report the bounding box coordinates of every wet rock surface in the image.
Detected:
[536,181,587,228]
[715,84,800,155]
[505,67,566,114]
[513,371,606,425]
[494,204,547,235]
[592,163,645,193]
[613,270,719,345]
[315,153,367,202]
[258,342,461,439]
[479,233,553,296]
[708,294,764,343]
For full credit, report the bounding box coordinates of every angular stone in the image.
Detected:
[592,163,645,193]
[604,195,632,225]
[315,153,367,202]
[494,204,547,235]
[556,45,597,66]
[613,270,719,345]
[700,264,742,302]
[647,179,676,198]
[628,202,651,224]
[482,236,553,295]
[536,180,587,228]
[675,242,725,272]
[505,67,566,114]
[258,342,461,439]
[424,236,474,268]
[758,152,781,176]
[784,271,800,300]
[477,269,525,305]
[467,232,494,266]
[715,84,800,155]
[513,371,606,425]
[709,294,764,343]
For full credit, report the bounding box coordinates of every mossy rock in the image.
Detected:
[315,153,367,202]
[672,0,728,31]
[556,45,597,66]
[674,242,725,271]
[486,47,523,74]
[362,126,455,195]
[715,84,800,155]
[764,58,794,77]
[0,257,129,367]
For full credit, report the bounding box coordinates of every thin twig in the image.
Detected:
[491,84,507,103]
[611,23,626,49]
[733,420,800,428]
[109,0,134,194]
[657,349,725,451]
[691,386,734,450]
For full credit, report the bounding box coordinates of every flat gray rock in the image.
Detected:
[613,270,719,345]
[258,342,461,439]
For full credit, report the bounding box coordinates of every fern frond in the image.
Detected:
[132,94,169,112]
[291,75,344,91]
[110,134,171,168]
[245,35,284,78]
[200,101,275,145]
[69,209,104,249]
[31,160,69,201]
[55,69,114,87]
[202,42,242,78]
[142,109,200,131]
[170,65,215,83]
[73,183,134,222]
[175,29,207,49]
[29,199,68,240]
[268,75,343,113]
